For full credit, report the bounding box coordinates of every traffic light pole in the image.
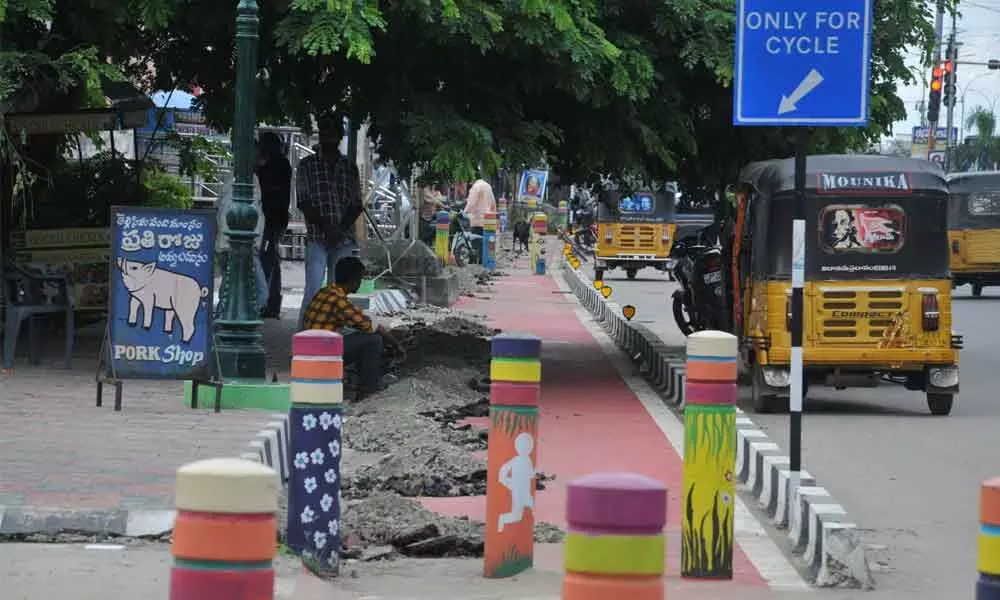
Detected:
[927,1,946,152]
[945,25,957,171]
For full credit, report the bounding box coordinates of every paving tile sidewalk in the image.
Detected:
[0,326,286,535]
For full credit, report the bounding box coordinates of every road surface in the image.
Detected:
[599,269,996,598]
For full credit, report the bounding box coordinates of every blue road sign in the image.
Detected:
[733,0,874,127]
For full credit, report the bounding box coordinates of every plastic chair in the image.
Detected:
[2,264,74,370]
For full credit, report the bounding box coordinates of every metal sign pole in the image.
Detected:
[790,129,808,506]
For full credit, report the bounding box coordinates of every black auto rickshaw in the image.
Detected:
[726,155,961,415]
[946,171,1000,296]
[593,189,676,281]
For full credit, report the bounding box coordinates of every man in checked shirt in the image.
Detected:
[296,113,364,330]
[304,257,405,398]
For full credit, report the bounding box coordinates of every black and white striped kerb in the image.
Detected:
[560,261,873,588]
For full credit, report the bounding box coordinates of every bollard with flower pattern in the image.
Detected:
[286,330,345,577]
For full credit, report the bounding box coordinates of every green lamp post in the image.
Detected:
[215,0,265,380]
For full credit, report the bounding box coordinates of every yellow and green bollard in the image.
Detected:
[681,330,737,579]
[435,210,450,264]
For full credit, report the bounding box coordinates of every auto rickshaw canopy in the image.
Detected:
[946,171,1000,229]
[738,154,949,197]
[734,154,950,281]
[595,189,675,223]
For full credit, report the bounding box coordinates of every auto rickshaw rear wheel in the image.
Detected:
[926,392,954,416]
[750,364,788,414]
[626,269,638,280]
[972,283,984,297]
[594,268,604,281]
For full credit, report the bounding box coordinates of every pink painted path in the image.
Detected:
[421,261,769,588]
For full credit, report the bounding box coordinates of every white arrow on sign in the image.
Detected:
[778,69,825,115]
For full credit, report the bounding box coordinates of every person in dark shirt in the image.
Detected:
[296,113,363,330]
[304,257,405,399]
[255,131,292,318]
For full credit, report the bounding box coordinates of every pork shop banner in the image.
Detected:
[107,206,216,380]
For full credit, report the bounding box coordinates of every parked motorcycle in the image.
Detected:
[572,204,597,253]
[449,209,481,267]
[670,230,726,336]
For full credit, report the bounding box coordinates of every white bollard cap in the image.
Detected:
[175,458,278,514]
[686,330,738,359]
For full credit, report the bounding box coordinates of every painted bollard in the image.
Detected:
[978,477,1000,600]
[531,213,548,275]
[170,458,278,600]
[681,330,737,579]
[563,472,667,600]
[434,209,451,264]
[557,200,568,230]
[287,330,345,577]
[484,333,542,578]
[499,196,509,232]
[482,210,498,271]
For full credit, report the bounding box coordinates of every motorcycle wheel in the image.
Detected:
[453,241,473,267]
[672,294,695,336]
[626,269,638,280]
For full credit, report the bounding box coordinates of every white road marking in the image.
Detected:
[551,268,809,591]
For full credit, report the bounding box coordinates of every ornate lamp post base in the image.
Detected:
[214,0,266,382]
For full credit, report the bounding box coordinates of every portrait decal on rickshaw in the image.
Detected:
[820,204,906,254]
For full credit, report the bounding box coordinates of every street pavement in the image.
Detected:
[0,542,301,600]
[0,314,292,529]
[602,268,1000,599]
[0,542,823,600]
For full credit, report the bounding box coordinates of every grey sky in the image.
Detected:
[894,1,1000,137]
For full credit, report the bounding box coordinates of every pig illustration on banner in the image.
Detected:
[117,257,209,343]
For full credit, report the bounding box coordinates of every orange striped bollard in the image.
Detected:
[169,458,278,600]
[484,333,542,578]
[978,477,1000,600]
[563,473,668,600]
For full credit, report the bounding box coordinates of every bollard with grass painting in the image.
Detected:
[286,330,345,578]
[681,330,737,579]
[434,210,450,265]
[484,333,542,578]
[169,458,278,600]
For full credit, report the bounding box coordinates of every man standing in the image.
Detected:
[256,132,292,318]
[303,257,404,399]
[296,113,363,330]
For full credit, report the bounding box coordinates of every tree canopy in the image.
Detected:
[0,0,960,190]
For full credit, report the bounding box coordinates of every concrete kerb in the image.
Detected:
[558,262,874,590]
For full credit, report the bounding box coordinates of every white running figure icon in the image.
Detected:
[497,432,536,532]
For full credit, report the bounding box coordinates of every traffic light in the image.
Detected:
[927,63,943,123]
[943,59,956,108]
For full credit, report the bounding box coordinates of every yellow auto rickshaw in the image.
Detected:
[946,171,1000,296]
[593,189,676,281]
[727,155,961,416]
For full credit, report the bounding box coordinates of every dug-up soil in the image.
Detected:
[279,313,564,562]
